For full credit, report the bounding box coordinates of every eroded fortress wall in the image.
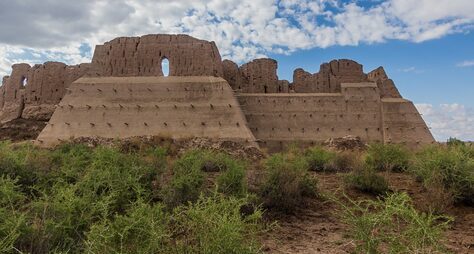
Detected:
[37,77,256,147]
[222,58,289,93]
[89,34,223,77]
[0,33,435,147]
[0,62,90,123]
[238,83,386,151]
[292,59,368,93]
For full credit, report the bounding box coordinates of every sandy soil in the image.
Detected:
[261,172,474,254]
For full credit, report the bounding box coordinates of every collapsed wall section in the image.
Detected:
[237,83,384,151]
[222,58,289,93]
[89,34,223,77]
[367,67,402,98]
[292,59,368,93]
[37,76,256,147]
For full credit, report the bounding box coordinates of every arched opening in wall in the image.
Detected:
[21,76,27,88]
[264,85,268,93]
[161,58,169,77]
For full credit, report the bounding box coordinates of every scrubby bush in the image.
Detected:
[217,162,247,197]
[344,167,390,195]
[86,201,171,253]
[0,142,265,253]
[163,149,249,206]
[0,141,53,189]
[365,143,411,172]
[50,143,93,184]
[325,151,362,172]
[0,176,27,253]
[411,145,474,205]
[259,153,317,213]
[304,146,336,172]
[340,192,451,253]
[86,194,263,254]
[173,194,263,254]
[162,167,205,208]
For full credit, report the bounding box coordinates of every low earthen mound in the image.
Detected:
[323,135,367,150]
[0,119,46,142]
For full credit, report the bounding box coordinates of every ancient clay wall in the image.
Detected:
[381,98,435,146]
[37,76,256,147]
[239,58,279,93]
[222,58,288,93]
[0,62,90,123]
[22,62,90,121]
[367,67,402,98]
[89,34,223,77]
[0,64,30,123]
[237,83,384,151]
[293,59,368,93]
[222,59,241,90]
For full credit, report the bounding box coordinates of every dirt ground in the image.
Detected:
[261,172,474,254]
[0,119,46,141]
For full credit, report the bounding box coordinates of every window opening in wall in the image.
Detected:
[162,58,169,77]
[21,77,28,88]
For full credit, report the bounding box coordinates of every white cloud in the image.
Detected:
[0,0,473,78]
[397,66,425,73]
[457,60,474,67]
[416,103,474,141]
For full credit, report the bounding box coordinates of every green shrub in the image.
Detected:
[163,149,249,206]
[345,167,390,195]
[339,192,451,253]
[50,143,94,184]
[217,161,247,197]
[173,193,263,254]
[325,151,361,172]
[0,176,27,253]
[86,194,263,254]
[304,146,336,172]
[411,145,474,205]
[0,141,53,189]
[365,143,411,172]
[259,153,317,213]
[86,201,171,254]
[76,147,156,211]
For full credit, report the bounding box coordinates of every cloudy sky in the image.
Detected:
[0,0,473,141]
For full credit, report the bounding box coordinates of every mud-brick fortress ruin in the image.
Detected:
[0,34,434,150]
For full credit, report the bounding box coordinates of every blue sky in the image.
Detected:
[0,0,473,140]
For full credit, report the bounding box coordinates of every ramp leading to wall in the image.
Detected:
[37,76,256,147]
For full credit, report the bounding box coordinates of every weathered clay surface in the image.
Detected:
[37,76,256,147]
[0,62,91,123]
[293,59,367,93]
[89,34,223,77]
[0,64,30,123]
[368,67,402,98]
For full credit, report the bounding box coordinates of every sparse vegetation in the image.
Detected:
[344,167,390,195]
[304,146,336,172]
[0,140,469,253]
[365,143,411,172]
[339,192,452,253]
[259,153,317,213]
[411,144,474,205]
